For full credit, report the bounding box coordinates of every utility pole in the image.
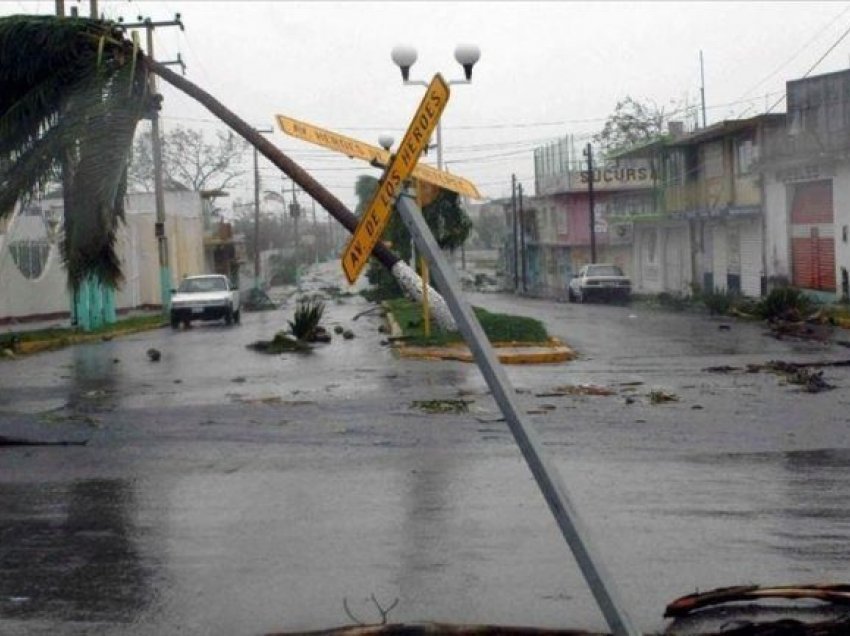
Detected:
[584,143,597,263]
[518,182,527,293]
[282,177,303,290]
[120,15,184,314]
[511,174,519,291]
[700,50,707,128]
[311,197,319,265]
[252,127,273,290]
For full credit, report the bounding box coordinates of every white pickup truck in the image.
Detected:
[170,274,241,328]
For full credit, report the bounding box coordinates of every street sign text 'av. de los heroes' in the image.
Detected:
[341,74,450,283]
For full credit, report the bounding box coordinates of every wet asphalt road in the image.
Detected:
[1,264,849,635]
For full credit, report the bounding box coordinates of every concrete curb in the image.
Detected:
[383,304,576,365]
[7,321,167,358]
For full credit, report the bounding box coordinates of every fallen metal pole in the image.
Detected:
[396,192,639,636]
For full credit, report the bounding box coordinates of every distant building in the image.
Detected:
[613,115,782,297]
[525,136,654,298]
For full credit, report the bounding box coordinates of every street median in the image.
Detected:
[383,302,575,365]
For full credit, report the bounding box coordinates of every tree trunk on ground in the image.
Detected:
[148,59,456,330]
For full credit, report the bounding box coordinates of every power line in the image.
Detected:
[735,3,850,107]
[766,18,850,114]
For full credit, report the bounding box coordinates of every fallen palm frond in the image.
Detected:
[0,15,152,287]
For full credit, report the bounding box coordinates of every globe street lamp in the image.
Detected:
[391,44,480,270]
[390,44,480,171]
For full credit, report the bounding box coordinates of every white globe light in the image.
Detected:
[454,44,481,66]
[378,134,395,151]
[390,45,418,69]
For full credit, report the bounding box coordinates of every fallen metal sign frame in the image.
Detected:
[395,191,640,636]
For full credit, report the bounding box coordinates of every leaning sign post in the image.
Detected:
[338,74,639,636]
[341,73,450,284]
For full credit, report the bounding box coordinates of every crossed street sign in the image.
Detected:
[338,74,450,284]
[275,115,481,200]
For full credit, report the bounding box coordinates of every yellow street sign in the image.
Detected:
[276,114,481,200]
[277,114,389,165]
[341,74,450,284]
[411,162,481,199]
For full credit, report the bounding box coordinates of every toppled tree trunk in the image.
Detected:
[149,60,457,331]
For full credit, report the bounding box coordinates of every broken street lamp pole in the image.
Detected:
[396,191,639,636]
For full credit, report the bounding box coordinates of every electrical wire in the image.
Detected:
[766,19,850,114]
[735,3,850,108]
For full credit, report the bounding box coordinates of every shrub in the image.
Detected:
[755,287,814,321]
[702,288,738,315]
[288,299,325,340]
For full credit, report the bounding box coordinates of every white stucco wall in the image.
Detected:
[831,164,850,294]
[0,211,70,320]
[763,164,850,293]
[763,174,790,282]
[119,192,205,307]
[712,224,728,292]
[0,191,205,321]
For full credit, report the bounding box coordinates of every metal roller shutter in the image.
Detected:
[790,180,835,291]
[740,220,763,297]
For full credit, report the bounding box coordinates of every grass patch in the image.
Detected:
[2,314,164,347]
[385,298,549,346]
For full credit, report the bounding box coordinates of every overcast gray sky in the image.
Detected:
[6,1,850,215]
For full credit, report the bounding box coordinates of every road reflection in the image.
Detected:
[772,448,850,563]
[0,478,152,622]
[67,343,122,413]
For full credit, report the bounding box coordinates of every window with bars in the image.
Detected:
[9,240,51,279]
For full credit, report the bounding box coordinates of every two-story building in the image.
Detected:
[759,69,850,300]
[614,114,782,297]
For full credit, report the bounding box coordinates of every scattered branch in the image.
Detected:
[342,594,399,626]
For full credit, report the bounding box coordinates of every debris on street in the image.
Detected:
[649,389,679,404]
[411,399,472,414]
[784,367,834,393]
[703,359,842,393]
[248,333,312,354]
[665,582,850,617]
[536,384,616,397]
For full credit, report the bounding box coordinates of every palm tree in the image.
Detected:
[0,15,456,329]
